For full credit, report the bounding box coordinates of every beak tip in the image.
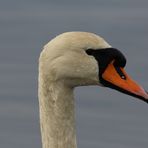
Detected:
[142,91,148,104]
[133,89,148,104]
[144,99,148,104]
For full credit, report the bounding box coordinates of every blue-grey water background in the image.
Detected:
[0,0,148,148]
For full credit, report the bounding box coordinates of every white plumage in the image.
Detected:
[38,32,148,148]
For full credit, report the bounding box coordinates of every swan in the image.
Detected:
[38,32,148,148]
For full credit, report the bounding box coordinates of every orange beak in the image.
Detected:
[101,61,148,103]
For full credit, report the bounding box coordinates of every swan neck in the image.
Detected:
[39,81,77,148]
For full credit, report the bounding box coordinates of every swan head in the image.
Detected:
[39,32,148,103]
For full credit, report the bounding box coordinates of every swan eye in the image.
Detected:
[85,49,94,56]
